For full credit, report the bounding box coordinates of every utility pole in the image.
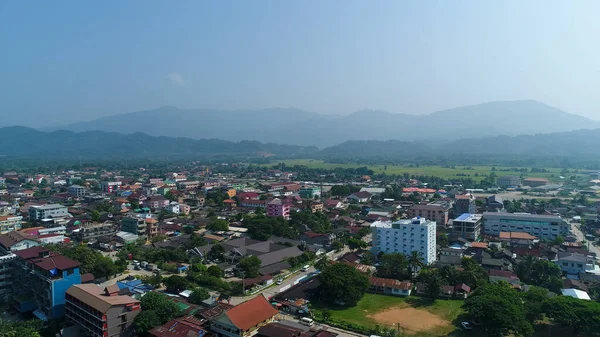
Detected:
[240,271,245,294]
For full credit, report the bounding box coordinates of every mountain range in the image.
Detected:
[4,126,600,164]
[51,100,598,146]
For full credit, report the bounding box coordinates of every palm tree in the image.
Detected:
[408,251,425,278]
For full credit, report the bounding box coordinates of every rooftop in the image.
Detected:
[221,295,278,331]
[482,212,566,222]
[66,284,139,313]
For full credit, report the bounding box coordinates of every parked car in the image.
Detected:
[276,279,283,285]
[461,322,473,331]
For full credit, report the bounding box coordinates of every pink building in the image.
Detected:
[267,198,290,219]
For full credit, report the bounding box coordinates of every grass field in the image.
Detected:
[265,159,567,182]
[312,294,465,336]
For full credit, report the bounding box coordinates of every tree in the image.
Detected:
[321,309,332,322]
[377,253,410,280]
[331,241,344,252]
[141,274,163,287]
[347,237,367,251]
[459,257,488,290]
[238,256,261,278]
[90,210,101,222]
[522,286,549,322]
[360,251,375,265]
[552,235,565,246]
[417,268,445,300]
[542,296,600,333]
[516,256,562,292]
[165,190,177,202]
[208,244,225,261]
[163,275,189,293]
[315,256,329,271]
[134,310,161,335]
[318,263,369,306]
[463,282,533,337]
[407,251,425,277]
[437,233,449,248]
[140,291,182,323]
[151,234,168,243]
[206,265,224,278]
[188,287,211,304]
[206,219,229,232]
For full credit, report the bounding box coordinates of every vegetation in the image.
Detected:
[318,263,370,306]
[237,256,262,278]
[163,275,189,293]
[515,256,562,293]
[45,243,124,279]
[188,287,211,304]
[135,292,182,334]
[0,320,43,337]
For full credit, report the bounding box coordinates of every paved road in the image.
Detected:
[570,222,600,256]
[280,315,366,337]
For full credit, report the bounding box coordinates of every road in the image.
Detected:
[279,315,365,337]
[570,221,600,256]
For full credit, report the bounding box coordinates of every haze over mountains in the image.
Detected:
[53,100,597,147]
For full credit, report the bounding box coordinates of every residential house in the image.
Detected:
[209,295,279,337]
[65,284,140,337]
[0,231,41,253]
[486,195,504,212]
[257,322,339,337]
[310,202,323,213]
[150,315,207,337]
[488,270,520,286]
[498,232,536,248]
[557,251,596,275]
[267,198,290,219]
[324,199,343,209]
[346,191,372,203]
[369,277,412,296]
[0,216,23,234]
[144,196,169,210]
[299,232,336,247]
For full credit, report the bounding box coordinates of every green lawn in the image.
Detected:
[312,294,465,336]
[263,159,567,182]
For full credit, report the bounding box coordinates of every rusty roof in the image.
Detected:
[223,295,278,331]
[369,277,413,290]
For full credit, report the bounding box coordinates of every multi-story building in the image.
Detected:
[371,217,437,264]
[267,198,290,219]
[177,181,200,190]
[299,187,321,199]
[557,252,596,275]
[12,246,82,320]
[101,181,122,193]
[408,201,452,227]
[482,212,570,239]
[453,194,476,216]
[0,178,5,186]
[0,216,23,234]
[0,253,18,301]
[65,284,141,337]
[121,217,147,237]
[144,196,169,210]
[451,213,482,241]
[68,185,86,197]
[497,175,521,189]
[0,231,41,254]
[29,204,69,221]
[72,221,117,242]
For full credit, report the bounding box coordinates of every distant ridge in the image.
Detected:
[51,100,598,146]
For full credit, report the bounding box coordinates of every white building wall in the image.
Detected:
[371,217,436,264]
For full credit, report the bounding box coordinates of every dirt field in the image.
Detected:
[370,307,451,335]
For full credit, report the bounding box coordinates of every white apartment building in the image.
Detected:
[0,216,23,234]
[371,217,437,264]
[482,212,570,239]
[29,204,69,221]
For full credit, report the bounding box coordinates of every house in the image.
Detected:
[149,315,207,337]
[209,295,279,337]
[557,251,596,275]
[257,322,338,337]
[324,199,343,209]
[486,195,504,212]
[144,196,169,210]
[415,282,470,299]
[498,232,536,247]
[369,277,412,296]
[267,198,290,219]
[489,270,520,286]
[0,231,41,253]
[346,191,372,203]
[299,231,336,247]
[408,200,453,226]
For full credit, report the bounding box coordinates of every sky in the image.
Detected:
[1,1,600,127]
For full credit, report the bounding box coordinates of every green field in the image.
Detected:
[265,159,566,182]
[311,294,465,336]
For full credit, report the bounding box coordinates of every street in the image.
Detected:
[570,221,600,256]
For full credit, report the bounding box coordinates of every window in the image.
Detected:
[562,262,568,266]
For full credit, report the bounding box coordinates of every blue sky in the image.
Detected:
[1,1,600,127]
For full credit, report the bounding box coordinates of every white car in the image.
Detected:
[461,322,473,330]
[276,279,283,285]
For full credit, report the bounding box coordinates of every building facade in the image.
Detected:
[482,212,570,239]
[73,222,117,242]
[68,185,86,197]
[451,213,482,241]
[497,176,521,189]
[29,204,69,221]
[453,194,476,215]
[65,284,140,337]
[0,216,23,234]
[121,217,147,237]
[371,217,437,264]
[408,201,452,227]
[12,247,82,320]
[101,182,122,193]
[266,199,290,219]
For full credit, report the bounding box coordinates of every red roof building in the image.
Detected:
[210,295,279,335]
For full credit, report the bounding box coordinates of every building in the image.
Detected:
[72,221,117,242]
[371,217,436,264]
[488,270,520,286]
[454,194,476,215]
[150,315,207,337]
[65,284,140,337]
[299,187,321,199]
[482,212,570,239]
[101,181,122,193]
[145,196,169,210]
[369,277,412,296]
[561,288,591,300]
[346,191,372,203]
[267,198,290,219]
[451,213,482,241]
[497,175,521,189]
[257,322,338,337]
[121,217,147,237]
[0,215,23,234]
[523,177,550,187]
[12,247,82,320]
[0,253,17,301]
[486,195,504,212]
[0,231,41,253]
[29,204,69,221]
[210,295,279,337]
[408,200,452,226]
[68,185,86,197]
[299,232,336,247]
[557,252,596,275]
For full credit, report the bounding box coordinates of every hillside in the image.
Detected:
[53,101,598,146]
[0,126,318,159]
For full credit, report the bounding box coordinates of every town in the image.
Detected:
[0,162,599,337]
